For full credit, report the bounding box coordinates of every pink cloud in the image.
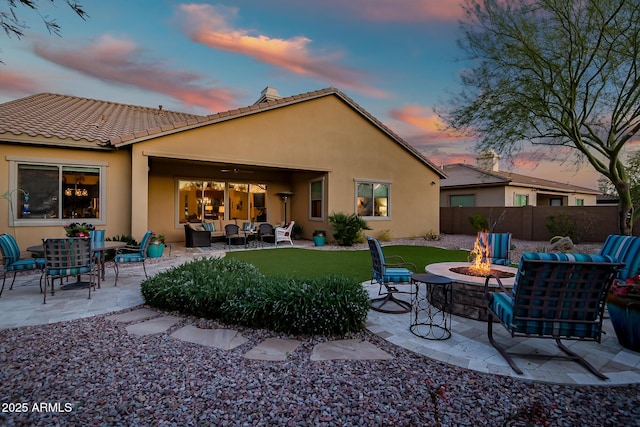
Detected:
[0,69,44,95]
[390,104,467,142]
[32,34,239,112]
[345,0,464,22]
[178,4,388,98]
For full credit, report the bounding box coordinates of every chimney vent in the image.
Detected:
[477,149,500,172]
[254,86,282,104]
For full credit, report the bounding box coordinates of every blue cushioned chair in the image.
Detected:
[599,234,640,281]
[0,233,45,297]
[113,230,153,286]
[42,237,95,304]
[478,232,512,265]
[485,252,624,380]
[90,229,106,283]
[367,236,416,313]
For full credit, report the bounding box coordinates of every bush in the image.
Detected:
[140,257,370,336]
[377,229,392,242]
[545,212,577,242]
[329,212,371,246]
[468,213,489,232]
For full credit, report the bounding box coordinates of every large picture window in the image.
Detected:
[356,181,389,217]
[178,180,268,223]
[11,161,103,222]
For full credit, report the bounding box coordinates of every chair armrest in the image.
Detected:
[115,245,140,254]
[383,261,416,271]
[484,274,513,301]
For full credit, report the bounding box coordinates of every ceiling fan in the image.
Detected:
[220,168,254,174]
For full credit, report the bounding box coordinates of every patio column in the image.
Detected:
[130,147,149,238]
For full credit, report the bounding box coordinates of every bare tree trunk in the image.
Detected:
[616,181,634,236]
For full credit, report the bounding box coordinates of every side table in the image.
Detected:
[410,273,453,340]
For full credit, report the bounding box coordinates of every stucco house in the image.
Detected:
[440,151,600,208]
[0,87,445,248]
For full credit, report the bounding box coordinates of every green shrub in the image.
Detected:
[468,213,488,232]
[377,229,392,242]
[140,257,370,336]
[328,212,371,246]
[545,212,577,242]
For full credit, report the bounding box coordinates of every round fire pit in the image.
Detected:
[425,262,517,321]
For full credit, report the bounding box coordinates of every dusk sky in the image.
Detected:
[2,0,633,190]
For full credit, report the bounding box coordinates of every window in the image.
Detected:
[450,194,475,207]
[514,194,529,207]
[178,180,267,223]
[576,198,584,206]
[310,179,324,219]
[550,198,563,206]
[10,161,103,223]
[356,181,389,217]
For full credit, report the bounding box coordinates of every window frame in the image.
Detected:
[309,178,324,221]
[514,194,529,207]
[7,156,107,227]
[354,179,391,220]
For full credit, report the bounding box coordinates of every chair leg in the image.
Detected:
[114,263,119,287]
[0,274,6,297]
[370,284,412,314]
[555,339,608,380]
[487,313,524,375]
[142,262,148,279]
[9,271,17,290]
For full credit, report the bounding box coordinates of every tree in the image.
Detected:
[440,0,640,235]
[599,150,640,210]
[1,0,87,40]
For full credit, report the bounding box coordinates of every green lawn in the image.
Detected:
[226,246,470,281]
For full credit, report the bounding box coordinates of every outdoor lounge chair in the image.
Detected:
[113,230,153,286]
[42,237,95,304]
[275,221,295,246]
[0,233,45,297]
[478,232,512,265]
[485,252,624,380]
[599,234,640,281]
[258,223,275,247]
[224,224,247,249]
[367,236,416,313]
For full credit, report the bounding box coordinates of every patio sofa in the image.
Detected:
[184,219,237,247]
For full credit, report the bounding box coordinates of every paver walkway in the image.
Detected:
[106,308,392,361]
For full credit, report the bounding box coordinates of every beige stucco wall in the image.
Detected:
[0,144,131,249]
[135,95,441,241]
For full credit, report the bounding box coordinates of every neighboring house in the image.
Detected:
[440,151,600,208]
[0,87,445,247]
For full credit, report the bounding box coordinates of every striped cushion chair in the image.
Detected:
[367,236,416,313]
[485,252,623,380]
[42,237,95,304]
[113,230,153,286]
[0,233,45,297]
[599,234,640,281]
[90,229,106,283]
[478,232,512,265]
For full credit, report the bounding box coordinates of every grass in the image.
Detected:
[226,245,470,282]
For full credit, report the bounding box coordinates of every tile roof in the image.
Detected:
[442,163,599,194]
[0,87,446,177]
[0,92,203,146]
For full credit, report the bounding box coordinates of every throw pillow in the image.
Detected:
[203,222,215,232]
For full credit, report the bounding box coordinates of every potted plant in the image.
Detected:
[147,233,165,258]
[607,275,640,352]
[292,222,303,240]
[312,230,326,246]
[64,222,95,237]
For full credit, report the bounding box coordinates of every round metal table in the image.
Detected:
[410,273,453,340]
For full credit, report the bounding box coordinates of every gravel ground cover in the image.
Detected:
[1,234,634,426]
[1,312,639,426]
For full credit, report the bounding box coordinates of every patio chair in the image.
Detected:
[478,232,512,265]
[258,223,275,247]
[0,233,45,297]
[275,221,294,246]
[42,237,95,304]
[224,224,247,249]
[113,230,153,286]
[367,236,416,313]
[599,234,640,281]
[90,229,106,282]
[485,252,624,380]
